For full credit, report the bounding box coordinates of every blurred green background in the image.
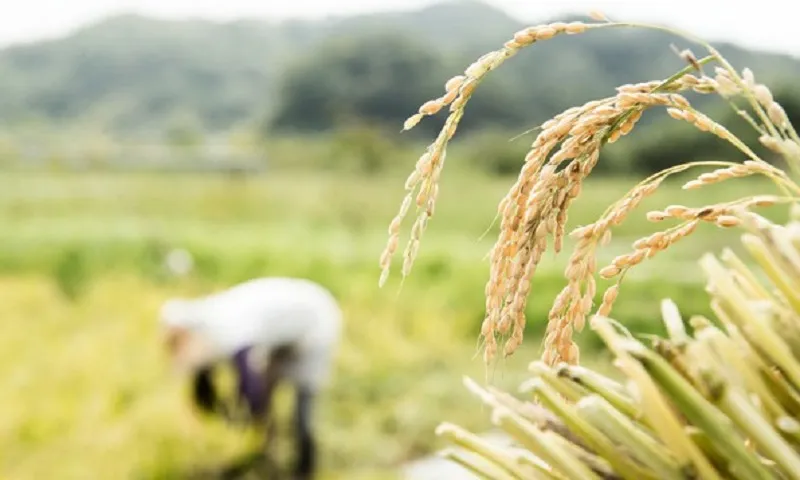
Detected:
[1,1,798,478]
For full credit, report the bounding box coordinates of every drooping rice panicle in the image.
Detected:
[381,14,800,368]
[420,13,800,480]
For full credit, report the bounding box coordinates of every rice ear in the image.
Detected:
[381,13,800,365]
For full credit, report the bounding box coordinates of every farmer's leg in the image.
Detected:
[293,385,316,480]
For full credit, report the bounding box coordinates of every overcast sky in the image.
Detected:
[2,1,797,57]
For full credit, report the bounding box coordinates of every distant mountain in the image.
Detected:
[0,0,798,138]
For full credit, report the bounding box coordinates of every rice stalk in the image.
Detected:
[379,10,800,480]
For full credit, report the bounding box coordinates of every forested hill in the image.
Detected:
[1,0,798,137]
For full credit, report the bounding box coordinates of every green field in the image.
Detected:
[0,167,786,479]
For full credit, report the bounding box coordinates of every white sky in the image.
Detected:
[1,0,798,57]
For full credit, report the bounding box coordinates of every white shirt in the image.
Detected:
[161,277,342,389]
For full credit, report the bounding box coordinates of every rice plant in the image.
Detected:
[379,11,800,479]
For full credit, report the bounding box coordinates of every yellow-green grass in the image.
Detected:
[0,169,784,478]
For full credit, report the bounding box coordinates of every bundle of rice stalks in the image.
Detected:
[378,10,800,480]
[438,216,800,478]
